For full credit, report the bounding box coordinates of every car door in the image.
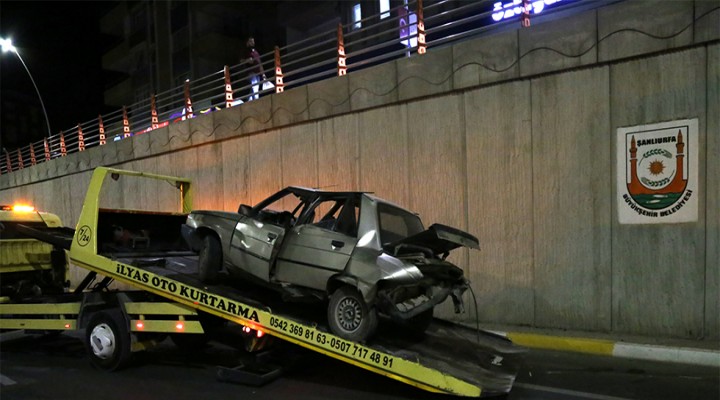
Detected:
[227,189,307,283]
[228,214,287,282]
[273,197,359,290]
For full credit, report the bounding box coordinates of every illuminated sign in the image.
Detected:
[492,0,573,22]
[398,6,417,48]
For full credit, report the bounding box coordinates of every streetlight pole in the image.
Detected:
[1,37,52,137]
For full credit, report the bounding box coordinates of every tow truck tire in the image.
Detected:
[85,310,132,371]
[327,286,378,342]
[198,235,221,283]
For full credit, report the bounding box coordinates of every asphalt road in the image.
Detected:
[0,331,718,400]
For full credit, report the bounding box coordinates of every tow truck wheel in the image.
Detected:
[328,286,378,342]
[198,235,221,283]
[85,310,131,371]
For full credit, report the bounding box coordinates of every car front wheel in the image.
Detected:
[327,286,377,342]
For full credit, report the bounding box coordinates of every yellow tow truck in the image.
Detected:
[0,204,68,300]
[0,167,523,397]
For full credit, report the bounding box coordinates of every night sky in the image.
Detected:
[1,1,116,149]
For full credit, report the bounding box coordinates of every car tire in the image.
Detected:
[327,286,378,342]
[85,310,132,371]
[198,235,221,284]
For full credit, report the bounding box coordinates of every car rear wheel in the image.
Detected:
[198,235,221,283]
[327,286,377,342]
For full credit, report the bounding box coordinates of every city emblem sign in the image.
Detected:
[617,119,698,224]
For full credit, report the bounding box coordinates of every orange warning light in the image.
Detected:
[12,204,35,212]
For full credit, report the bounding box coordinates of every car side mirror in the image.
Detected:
[238,204,252,216]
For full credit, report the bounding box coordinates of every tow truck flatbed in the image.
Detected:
[133,254,520,395]
[2,167,523,397]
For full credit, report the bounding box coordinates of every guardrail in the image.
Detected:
[1,0,599,175]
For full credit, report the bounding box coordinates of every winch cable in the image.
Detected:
[468,283,480,344]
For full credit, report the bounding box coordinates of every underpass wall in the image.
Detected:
[2,1,718,341]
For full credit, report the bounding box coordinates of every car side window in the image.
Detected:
[304,197,358,238]
[256,192,306,227]
[308,200,341,228]
[334,201,358,237]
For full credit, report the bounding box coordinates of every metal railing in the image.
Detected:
[1,0,600,175]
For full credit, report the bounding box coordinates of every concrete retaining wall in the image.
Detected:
[2,1,718,340]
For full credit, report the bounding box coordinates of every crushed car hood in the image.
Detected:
[383,223,479,256]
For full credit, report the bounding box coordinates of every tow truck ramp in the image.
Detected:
[1,167,523,397]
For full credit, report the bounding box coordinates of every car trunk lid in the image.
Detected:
[383,223,479,256]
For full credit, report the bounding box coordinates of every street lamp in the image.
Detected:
[1,37,52,137]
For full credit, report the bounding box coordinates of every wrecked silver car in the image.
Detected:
[182,187,479,342]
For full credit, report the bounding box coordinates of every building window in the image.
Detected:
[352,3,362,29]
[380,0,390,19]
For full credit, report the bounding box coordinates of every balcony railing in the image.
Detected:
[1,0,602,175]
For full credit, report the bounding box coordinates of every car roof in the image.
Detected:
[286,186,372,197]
[285,187,414,214]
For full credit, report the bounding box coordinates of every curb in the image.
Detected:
[489,330,720,368]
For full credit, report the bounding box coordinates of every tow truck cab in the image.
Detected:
[0,204,69,299]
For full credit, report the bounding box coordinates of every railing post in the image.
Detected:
[98,115,106,145]
[224,66,234,108]
[521,0,531,27]
[274,47,284,93]
[122,106,131,138]
[337,23,347,76]
[59,131,67,156]
[30,144,37,165]
[5,149,12,173]
[183,80,194,120]
[417,0,426,55]
[44,138,51,161]
[17,149,24,170]
[150,94,159,130]
[78,124,86,151]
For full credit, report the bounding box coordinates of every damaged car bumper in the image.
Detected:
[378,280,468,320]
